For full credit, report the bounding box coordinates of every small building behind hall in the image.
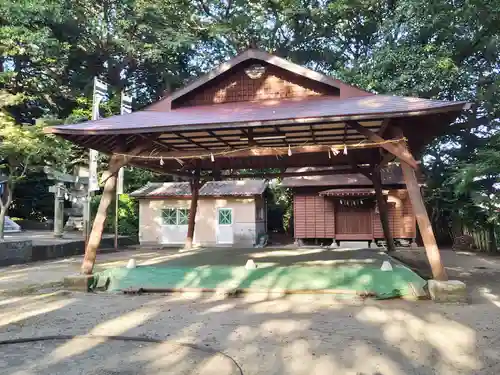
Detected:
[131,180,268,247]
[282,164,417,247]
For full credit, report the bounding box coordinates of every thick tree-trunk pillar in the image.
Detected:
[372,168,395,252]
[81,156,120,275]
[184,174,200,250]
[401,162,448,281]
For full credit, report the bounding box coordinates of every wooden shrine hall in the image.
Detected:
[45,49,469,279]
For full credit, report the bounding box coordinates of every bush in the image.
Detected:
[91,193,138,236]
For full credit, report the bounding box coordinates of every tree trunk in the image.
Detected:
[401,162,448,281]
[372,168,395,252]
[0,207,7,240]
[0,183,13,240]
[184,176,200,250]
[81,159,119,275]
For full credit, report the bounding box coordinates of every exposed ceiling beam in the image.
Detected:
[246,128,256,146]
[274,126,288,146]
[173,132,209,150]
[207,130,233,148]
[309,124,317,144]
[133,142,384,160]
[152,140,174,152]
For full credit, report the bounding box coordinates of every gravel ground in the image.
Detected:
[1,247,500,374]
[0,290,500,375]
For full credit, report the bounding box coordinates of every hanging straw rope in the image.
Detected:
[112,137,408,161]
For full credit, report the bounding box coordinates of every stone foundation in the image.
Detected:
[428,279,467,303]
[63,274,95,292]
[0,240,33,266]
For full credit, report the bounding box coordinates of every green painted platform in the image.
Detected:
[93,258,426,299]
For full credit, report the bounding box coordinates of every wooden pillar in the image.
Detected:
[81,155,120,274]
[401,162,448,280]
[372,168,395,252]
[184,173,200,250]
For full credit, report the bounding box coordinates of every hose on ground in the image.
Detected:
[0,334,244,375]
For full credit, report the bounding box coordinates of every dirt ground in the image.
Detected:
[0,246,500,374]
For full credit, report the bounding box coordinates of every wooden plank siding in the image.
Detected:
[173,62,339,108]
[373,202,397,238]
[293,189,416,240]
[293,195,335,238]
[335,204,373,240]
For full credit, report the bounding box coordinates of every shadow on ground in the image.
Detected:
[1,246,500,374]
[0,288,499,374]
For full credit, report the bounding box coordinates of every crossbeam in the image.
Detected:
[133,142,388,160]
[378,151,395,169]
[346,121,419,169]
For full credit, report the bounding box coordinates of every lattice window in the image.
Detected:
[162,208,190,225]
[178,209,189,225]
[218,208,232,225]
[162,208,177,225]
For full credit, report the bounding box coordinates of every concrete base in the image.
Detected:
[63,274,95,292]
[428,279,467,303]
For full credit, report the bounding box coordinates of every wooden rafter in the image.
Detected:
[346,120,419,169]
[79,136,100,149]
[138,134,176,152]
[246,128,256,146]
[208,130,233,148]
[174,132,209,150]
[309,124,317,144]
[274,126,288,146]
[378,118,391,136]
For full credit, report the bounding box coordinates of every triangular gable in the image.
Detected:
[148,49,372,111]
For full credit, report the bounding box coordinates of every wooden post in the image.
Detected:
[401,162,448,280]
[184,173,200,250]
[81,155,120,274]
[372,168,395,252]
[79,135,159,274]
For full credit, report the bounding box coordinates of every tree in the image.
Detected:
[0,91,75,238]
[1,0,499,251]
[447,133,500,251]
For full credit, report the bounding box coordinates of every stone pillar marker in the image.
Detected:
[46,166,90,238]
[53,183,65,238]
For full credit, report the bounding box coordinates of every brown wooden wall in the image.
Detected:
[173,61,339,108]
[373,189,416,239]
[294,189,416,240]
[294,195,335,239]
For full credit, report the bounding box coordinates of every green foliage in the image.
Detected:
[1,0,499,247]
[124,167,168,193]
[8,171,54,221]
[91,193,138,236]
[0,92,69,185]
[266,182,293,233]
[450,133,500,225]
